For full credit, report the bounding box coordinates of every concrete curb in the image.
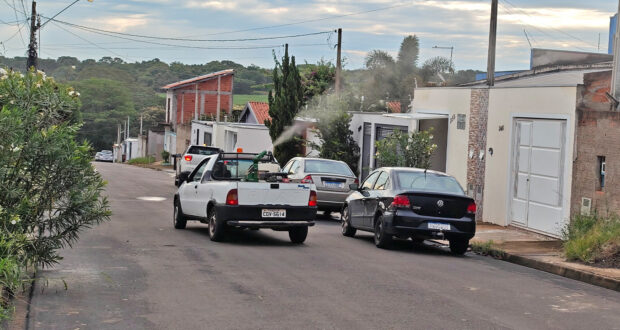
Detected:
[503,253,620,292]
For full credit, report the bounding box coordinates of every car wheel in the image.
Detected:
[289,226,308,244]
[373,214,392,249]
[341,206,356,237]
[449,238,469,255]
[208,208,226,242]
[173,199,187,229]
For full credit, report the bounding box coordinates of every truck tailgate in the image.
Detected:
[237,182,312,206]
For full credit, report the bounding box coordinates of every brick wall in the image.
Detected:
[571,70,620,216]
[467,88,489,221]
[172,74,233,125]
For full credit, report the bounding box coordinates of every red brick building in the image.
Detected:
[163,70,234,153]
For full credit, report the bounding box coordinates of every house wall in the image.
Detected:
[412,88,472,186]
[483,86,577,227]
[571,70,620,217]
[147,130,165,161]
[168,74,234,127]
[191,121,273,154]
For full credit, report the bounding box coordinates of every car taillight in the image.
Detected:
[354,178,359,184]
[467,201,477,214]
[184,155,192,161]
[391,194,411,208]
[226,189,238,205]
[301,175,313,184]
[309,191,317,207]
[282,178,290,183]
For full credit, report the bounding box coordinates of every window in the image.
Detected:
[304,160,354,176]
[374,172,390,190]
[394,171,464,195]
[211,159,255,180]
[362,171,380,190]
[282,160,294,173]
[204,132,212,146]
[187,146,219,156]
[597,156,606,191]
[191,161,209,182]
[290,160,301,174]
[457,114,466,130]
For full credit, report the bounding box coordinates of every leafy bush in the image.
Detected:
[0,68,111,268]
[374,129,437,169]
[161,150,170,163]
[128,156,155,165]
[563,214,620,266]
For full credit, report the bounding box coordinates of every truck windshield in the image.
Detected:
[212,159,254,180]
[187,146,219,155]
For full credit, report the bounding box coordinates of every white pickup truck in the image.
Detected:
[173,152,317,243]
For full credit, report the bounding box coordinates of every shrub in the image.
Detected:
[563,214,620,265]
[161,150,170,163]
[374,129,437,169]
[0,68,111,267]
[128,156,155,165]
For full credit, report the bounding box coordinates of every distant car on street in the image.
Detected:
[341,167,476,254]
[281,157,357,215]
[175,145,221,186]
[94,150,113,162]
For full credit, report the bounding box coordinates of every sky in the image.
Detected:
[0,0,617,71]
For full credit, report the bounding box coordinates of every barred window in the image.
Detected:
[457,114,466,130]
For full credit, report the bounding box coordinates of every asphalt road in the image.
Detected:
[27,162,620,329]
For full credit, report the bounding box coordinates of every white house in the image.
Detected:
[190,120,273,153]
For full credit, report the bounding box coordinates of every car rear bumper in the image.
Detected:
[215,205,317,228]
[382,209,476,240]
[316,190,350,209]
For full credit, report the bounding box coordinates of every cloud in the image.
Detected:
[84,14,149,32]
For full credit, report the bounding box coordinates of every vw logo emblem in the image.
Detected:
[436,200,444,207]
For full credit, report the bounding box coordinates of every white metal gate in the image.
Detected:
[510,119,566,236]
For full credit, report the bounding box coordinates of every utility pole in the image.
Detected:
[26,1,40,70]
[612,1,620,101]
[335,28,342,95]
[127,116,130,139]
[116,123,121,163]
[486,0,498,87]
[140,115,143,136]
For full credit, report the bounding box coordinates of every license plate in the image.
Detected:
[325,181,344,188]
[262,209,286,218]
[428,222,451,231]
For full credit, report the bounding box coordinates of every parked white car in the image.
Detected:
[175,145,221,186]
[94,150,113,162]
[173,152,317,243]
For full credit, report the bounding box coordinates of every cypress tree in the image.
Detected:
[266,45,304,165]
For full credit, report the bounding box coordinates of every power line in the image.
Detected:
[51,21,130,61]
[46,17,333,42]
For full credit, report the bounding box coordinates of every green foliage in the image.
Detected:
[266,48,304,165]
[161,150,170,163]
[421,56,455,82]
[374,129,437,169]
[300,60,336,102]
[307,95,360,174]
[0,69,111,268]
[128,156,155,165]
[471,240,506,259]
[233,94,269,106]
[397,35,420,74]
[563,214,620,265]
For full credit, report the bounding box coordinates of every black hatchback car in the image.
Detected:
[341,167,476,254]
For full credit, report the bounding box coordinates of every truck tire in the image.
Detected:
[449,238,469,255]
[289,226,308,244]
[208,208,226,242]
[341,206,356,237]
[373,214,392,249]
[173,199,187,229]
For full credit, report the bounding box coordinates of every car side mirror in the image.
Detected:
[349,183,359,191]
[178,171,191,185]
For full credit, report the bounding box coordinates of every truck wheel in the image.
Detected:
[173,199,187,229]
[289,226,308,244]
[449,238,469,255]
[341,206,356,237]
[208,208,226,242]
[374,214,392,249]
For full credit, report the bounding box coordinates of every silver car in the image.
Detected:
[95,150,113,162]
[282,157,357,214]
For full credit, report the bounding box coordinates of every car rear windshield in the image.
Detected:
[394,171,465,195]
[187,146,219,156]
[304,160,353,176]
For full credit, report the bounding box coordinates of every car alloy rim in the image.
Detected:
[174,205,178,225]
[341,209,348,233]
[209,214,215,236]
[375,220,382,241]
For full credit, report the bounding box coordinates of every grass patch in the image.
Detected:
[563,214,620,267]
[471,240,506,259]
[233,94,268,106]
[127,156,155,165]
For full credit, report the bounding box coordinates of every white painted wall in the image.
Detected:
[412,88,472,187]
[484,86,577,229]
[191,121,273,154]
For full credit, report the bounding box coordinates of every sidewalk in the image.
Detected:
[471,223,620,291]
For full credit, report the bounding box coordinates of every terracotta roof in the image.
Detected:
[162,69,234,90]
[248,102,271,124]
[387,101,401,113]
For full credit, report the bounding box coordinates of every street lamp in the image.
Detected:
[432,45,454,63]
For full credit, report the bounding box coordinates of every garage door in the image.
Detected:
[511,119,566,236]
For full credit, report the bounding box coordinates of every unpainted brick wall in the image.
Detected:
[571,70,620,216]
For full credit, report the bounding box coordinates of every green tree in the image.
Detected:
[312,110,360,175]
[375,129,437,169]
[0,69,110,267]
[265,47,304,165]
[299,59,336,102]
[397,35,420,75]
[421,56,455,83]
